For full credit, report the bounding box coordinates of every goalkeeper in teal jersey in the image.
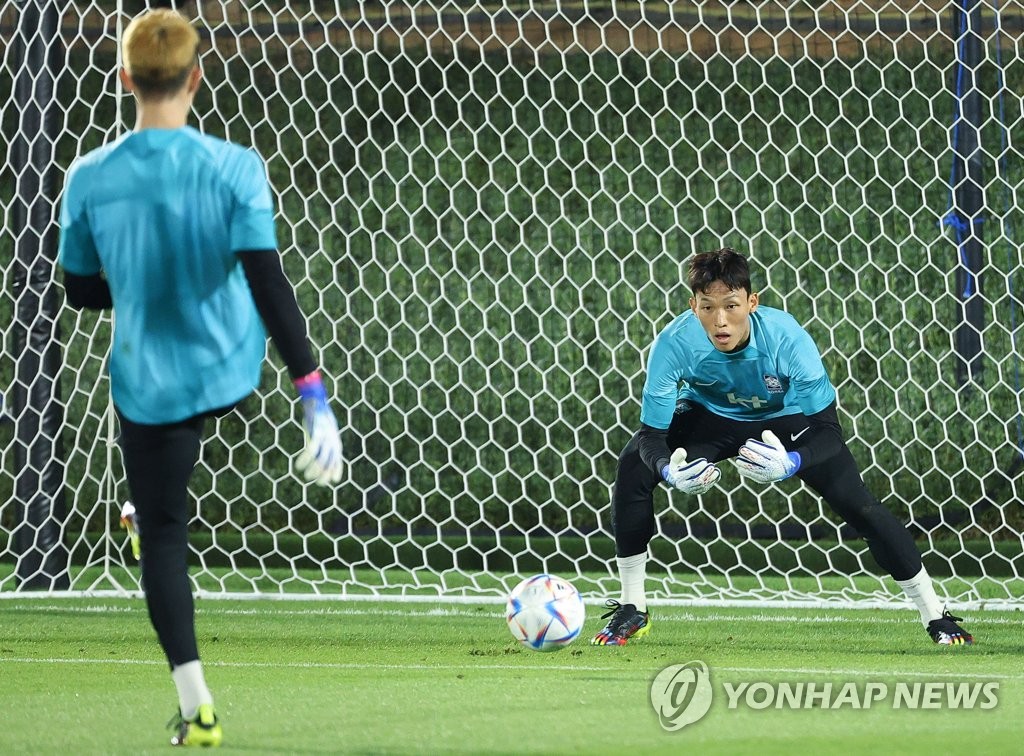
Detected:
[58,9,342,747]
[592,249,973,648]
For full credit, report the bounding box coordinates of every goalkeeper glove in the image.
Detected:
[661,448,721,495]
[294,370,343,486]
[731,430,801,484]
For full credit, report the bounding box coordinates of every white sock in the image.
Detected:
[895,566,945,627]
[171,660,214,720]
[617,553,648,612]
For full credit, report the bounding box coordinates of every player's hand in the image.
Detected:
[294,371,343,486]
[731,430,801,484]
[661,448,721,495]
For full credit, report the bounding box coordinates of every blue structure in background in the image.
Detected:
[943,0,986,387]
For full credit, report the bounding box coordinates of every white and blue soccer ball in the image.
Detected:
[505,574,586,652]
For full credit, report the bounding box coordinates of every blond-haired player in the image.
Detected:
[58,9,343,746]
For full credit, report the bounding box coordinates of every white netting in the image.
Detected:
[1,1,1022,607]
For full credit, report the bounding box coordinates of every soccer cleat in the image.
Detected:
[590,599,650,646]
[120,501,141,561]
[927,610,974,646]
[169,704,222,747]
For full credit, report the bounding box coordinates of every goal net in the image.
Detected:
[2,0,1022,608]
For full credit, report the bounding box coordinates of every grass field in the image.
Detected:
[1,597,1021,754]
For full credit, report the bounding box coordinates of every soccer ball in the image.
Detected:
[505,574,586,652]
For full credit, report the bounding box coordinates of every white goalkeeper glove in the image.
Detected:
[294,371,343,486]
[661,448,721,495]
[731,430,801,484]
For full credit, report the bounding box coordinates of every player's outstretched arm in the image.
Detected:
[732,430,800,484]
[662,448,721,494]
[238,249,342,486]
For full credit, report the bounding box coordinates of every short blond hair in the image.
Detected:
[122,9,199,98]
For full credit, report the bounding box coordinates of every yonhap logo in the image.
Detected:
[648,662,1000,731]
[649,661,713,731]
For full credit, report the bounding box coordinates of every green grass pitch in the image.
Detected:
[1,597,1021,754]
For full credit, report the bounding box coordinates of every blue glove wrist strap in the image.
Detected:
[294,370,326,403]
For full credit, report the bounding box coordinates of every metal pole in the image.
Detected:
[10,0,69,589]
[951,0,986,385]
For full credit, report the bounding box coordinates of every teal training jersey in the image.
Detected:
[58,126,278,424]
[639,306,836,429]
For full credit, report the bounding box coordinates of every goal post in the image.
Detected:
[4,0,69,590]
[1,0,1022,608]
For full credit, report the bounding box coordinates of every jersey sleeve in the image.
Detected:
[57,160,102,276]
[229,149,278,252]
[639,332,681,430]
[238,250,317,379]
[785,327,836,415]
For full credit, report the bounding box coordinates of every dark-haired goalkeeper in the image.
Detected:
[58,9,343,747]
[592,248,972,647]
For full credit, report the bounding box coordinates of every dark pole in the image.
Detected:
[10,0,69,589]
[950,0,986,385]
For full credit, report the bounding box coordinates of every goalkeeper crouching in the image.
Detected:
[57,9,343,747]
[592,248,973,648]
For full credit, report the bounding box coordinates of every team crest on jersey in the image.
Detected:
[763,374,784,394]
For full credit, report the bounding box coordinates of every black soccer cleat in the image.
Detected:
[590,599,650,646]
[927,610,973,646]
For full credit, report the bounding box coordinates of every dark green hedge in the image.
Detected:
[2,36,1022,551]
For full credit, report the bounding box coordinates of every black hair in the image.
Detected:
[130,58,196,99]
[688,248,752,296]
